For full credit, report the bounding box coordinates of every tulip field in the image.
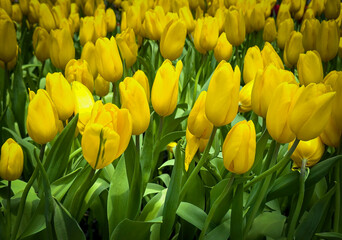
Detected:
[1,0,342,239]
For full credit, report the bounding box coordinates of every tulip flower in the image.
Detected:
[51,5,66,29]
[214,32,233,63]
[266,82,298,144]
[284,31,304,68]
[142,6,165,40]
[46,72,75,121]
[39,3,56,32]
[151,60,183,117]
[80,16,95,46]
[225,7,246,46]
[106,8,116,32]
[243,46,264,84]
[205,61,240,127]
[193,18,206,54]
[126,5,141,34]
[83,0,95,16]
[277,18,294,50]
[19,0,29,16]
[94,13,107,40]
[263,17,277,43]
[82,101,132,169]
[116,28,138,68]
[261,42,284,69]
[65,59,94,93]
[320,115,341,148]
[325,0,341,19]
[32,27,50,62]
[50,28,75,70]
[276,3,291,26]
[56,0,70,17]
[94,74,109,97]
[222,120,256,174]
[69,13,80,32]
[297,51,323,86]
[156,0,171,13]
[301,18,320,51]
[0,138,24,181]
[133,70,150,101]
[289,137,324,168]
[28,0,39,24]
[179,6,195,33]
[289,83,336,141]
[238,80,254,113]
[27,89,59,145]
[250,4,265,32]
[185,128,208,171]
[160,19,187,61]
[294,0,306,20]
[81,41,97,78]
[302,9,315,22]
[214,7,226,33]
[119,77,150,135]
[308,0,325,16]
[0,0,11,16]
[0,10,17,63]
[316,20,339,62]
[95,36,123,82]
[11,4,23,24]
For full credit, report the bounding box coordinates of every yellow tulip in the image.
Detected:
[119,77,150,135]
[325,0,341,19]
[179,6,195,33]
[301,18,320,52]
[263,17,277,43]
[27,89,59,145]
[302,8,316,22]
[250,4,265,32]
[276,2,291,26]
[133,70,150,101]
[294,0,306,20]
[215,7,227,34]
[126,5,141,34]
[238,80,254,113]
[116,27,138,68]
[0,10,17,63]
[155,0,171,13]
[83,0,95,16]
[283,31,304,68]
[193,18,206,54]
[82,101,132,169]
[214,32,233,63]
[19,0,29,16]
[261,42,284,69]
[32,27,50,62]
[11,4,23,24]
[142,6,165,40]
[243,46,264,84]
[223,120,256,174]
[185,127,208,171]
[316,20,339,62]
[80,16,95,46]
[0,138,24,181]
[51,5,66,29]
[95,36,123,83]
[39,3,56,32]
[106,8,116,32]
[94,12,107,40]
[0,45,17,70]
[297,51,323,86]
[151,60,183,117]
[46,72,75,121]
[56,0,71,18]
[28,0,40,24]
[308,0,325,16]
[69,13,80,32]
[277,18,294,50]
[205,61,240,127]
[225,7,246,46]
[94,74,109,97]
[50,28,75,70]
[65,59,94,93]
[80,41,97,78]
[0,0,11,17]
[171,0,189,13]
[289,83,336,141]
[320,114,341,148]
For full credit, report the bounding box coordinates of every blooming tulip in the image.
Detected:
[116,28,138,68]
[0,0,11,16]
[0,138,24,181]
[243,46,264,84]
[50,28,75,70]
[214,32,233,63]
[126,5,141,34]
[325,0,341,19]
[0,10,17,63]
[106,8,116,32]
[179,6,195,33]
[142,6,165,40]
[297,51,323,86]
[28,0,40,24]
[11,4,23,24]
[65,59,94,93]
[94,12,107,40]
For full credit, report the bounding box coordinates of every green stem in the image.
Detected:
[157,116,164,141]
[7,181,11,240]
[204,161,222,182]
[179,127,218,202]
[334,161,341,232]
[69,147,82,160]
[287,158,307,240]
[231,182,244,240]
[3,62,8,114]
[199,174,235,240]
[244,139,300,190]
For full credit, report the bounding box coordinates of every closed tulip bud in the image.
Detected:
[72,81,94,134]
[243,46,264,84]
[289,137,324,168]
[188,91,213,139]
[126,5,141,34]
[51,5,66,29]
[28,0,40,24]
[276,3,291,27]
[206,61,240,126]
[106,8,116,32]
[294,0,306,20]
[82,101,132,169]
[46,72,75,121]
[142,7,165,40]
[50,28,75,70]
[0,11,18,63]
[156,0,171,13]
[80,17,95,46]
[65,59,94,92]
[94,74,109,97]
[160,19,187,61]
[251,4,265,32]
[214,32,233,63]
[193,18,206,54]
[301,18,320,51]
[308,0,325,16]
[320,114,341,148]
[27,89,59,144]
[95,36,123,82]
[94,13,107,40]
[151,60,183,117]
[238,80,254,113]
[84,0,95,16]
[116,28,138,68]
[325,0,341,19]
[119,77,150,135]
[179,6,195,33]
[0,45,17,70]
[261,42,284,69]
[223,120,256,174]
[56,0,70,17]
[277,18,294,50]
[185,127,208,171]
[0,0,12,17]
[316,20,339,62]
[69,13,80,32]
[215,7,227,34]
[39,4,56,32]
[11,4,23,24]
[201,16,219,51]
[0,138,24,181]
[266,82,298,143]
[289,83,336,141]
[263,17,277,43]
[244,8,253,34]
[70,3,79,14]
[121,11,127,32]
[297,51,323,86]
[133,70,150,101]
[302,8,316,23]
[81,41,97,78]
[284,31,304,68]
[19,0,29,16]
[225,7,246,46]
[171,0,189,13]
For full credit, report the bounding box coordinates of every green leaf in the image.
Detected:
[315,232,342,239]
[158,160,174,170]
[205,218,230,240]
[51,168,82,201]
[139,189,167,222]
[230,183,244,240]
[45,114,79,182]
[141,116,154,186]
[176,202,207,230]
[155,174,171,187]
[144,183,165,197]
[53,199,85,240]
[154,131,186,155]
[111,219,161,240]
[124,137,136,185]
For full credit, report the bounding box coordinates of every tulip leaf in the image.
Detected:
[205,218,230,240]
[176,202,207,230]
[51,168,82,201]
[53,199,85,240]
[158,159,175,170]
[139,189,167,222]
[141,116,154,187]
[315,232,342,239]
[230,183,244,240]
[143,183,165,197]
[154,131,186,157]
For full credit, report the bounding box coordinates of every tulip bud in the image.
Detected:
[27,89,59,145]
[0,45,17,70]
[19,0,29,16]
[301,18,320,52]
[81,41,97,78]
[297,51,323,86]
[106,8,116,33]
[308,0,325,16]
[243,46,264,84]
[46,72,75,121]
[320,114,341,148]
[70,3,79,14]
[205,61,240,127]
[263,17,277,43]
[215,7,227,33]
[116,28,138,68]
[151,60,183,117]
[133,70,150,101]
[179,6,195,33]
[56,0,71,18]
[65,59,94,93]
[94,74,109,97]
[289,137,324,168]
[284,31,304,68]
[302,9,315,23]
[294,0,306,20]
[32,27,50,62]
[11,4,23,24]
[225,7,246,46]
[69,13,80,32]
[276,3,291,26]
[261,42,284,69]
[82,101,132,169]
[0,138,24,181]
[126,5,141,34]
[50,28,75,70]
[160,19,187,61]
[238,80,254,113]
[250,4,265,32]
[51,5,66,29]
[325,0,341,19]
[95,36,123,82]
[185,127,208,171]
[121,11,127,32]
[171,0,189,13]
[223,120,256,174]
[119,77,150,135]
[94,12,107,40]
[193,18,206,54]
[84,0,95,16]
[0,10,17,63]
[277,18,294,50]
[316,20,339,62]
[214,32,233,63]
[0,0,11,17]
[80,16,95,46]
[142,7,165,40]
[289,83,336,141]
[39,3,56,32]
[28,0,40,24]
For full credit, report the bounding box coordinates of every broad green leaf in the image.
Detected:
[176,202,207,230]
[205,218,230,240]
[139,189,167,222]
[51,168,81,201]
[155,174,171,187]
[124,138,136,186]
[110,219,161,240]
[230,183,243,240]
[144,183,165,197]
[315,232,342,239]
[141,115,154,187]
[158,160,174,170]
